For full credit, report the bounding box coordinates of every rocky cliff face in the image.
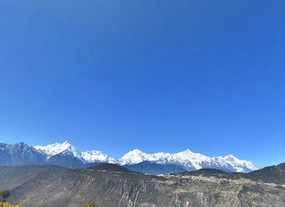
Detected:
[0,164,285,207]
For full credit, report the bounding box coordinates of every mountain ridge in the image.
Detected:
[0,141,257,173]
[1,163,285,207]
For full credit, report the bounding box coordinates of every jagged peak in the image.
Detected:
[34,140,78,158]
[126,149,146,154]
[29,141,258,172]
[223,154,239,160]
[81,150,118,164]
[174,149,195,157]
[181,148,193,153]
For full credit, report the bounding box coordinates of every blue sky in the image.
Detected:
[0,0,284,167]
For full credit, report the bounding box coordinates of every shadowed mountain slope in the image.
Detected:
[0,163,285,207]
[125,161,186,175]
[245,162,285,184]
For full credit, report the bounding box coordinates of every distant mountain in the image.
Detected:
[176,162,285,186]
[0,141,257,173]
[125,161,186,175]
[120,149,257,173]
[245,162,285,184]
[81,150,117,164]
[88,163,131,172]
[0,143,46,166]
[34,141,117,164]
[34,141,81,158]
[47,150,84,168]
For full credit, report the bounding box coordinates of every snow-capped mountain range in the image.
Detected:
[32,141,257,173]
[34,141,116,164]
[120,149,257,172]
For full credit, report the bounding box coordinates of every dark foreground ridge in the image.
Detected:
[87,163,131,172]
[0,162,285,207]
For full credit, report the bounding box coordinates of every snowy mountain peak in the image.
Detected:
[81,150,117,164]
[223,154,239,161]
[34,141,117,164]
[220,154,258,172]
[119,149,257,172]
[33,141,257,173]
[171,149,193,157]
[182,148,193,153]
[120,149,148,165]
[34,140,79,158]
[125,149,146,155]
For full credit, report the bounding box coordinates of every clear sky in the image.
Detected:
[0,0,284,167]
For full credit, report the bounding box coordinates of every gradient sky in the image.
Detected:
[0,0,284,167]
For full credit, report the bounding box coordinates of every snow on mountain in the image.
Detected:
[34,141,117,164]
[120,149,146,164]
[33,141,257,172]
[218,154,258,172]
[120,149,206,169]
[34,141,80,158]
[120,149,171,165]
[168,149,212,170]
[120,149,258,172]
[81,150,117,164]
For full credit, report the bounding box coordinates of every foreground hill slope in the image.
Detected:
[0,164,285,207]
[245,162,285,184]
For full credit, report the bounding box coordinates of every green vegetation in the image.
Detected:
[0,191,10,201]
[0,201,21,207]
[0,189,98,207]
[0,191,21,207]
[0,201,96,207]
[84,202,98,207]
